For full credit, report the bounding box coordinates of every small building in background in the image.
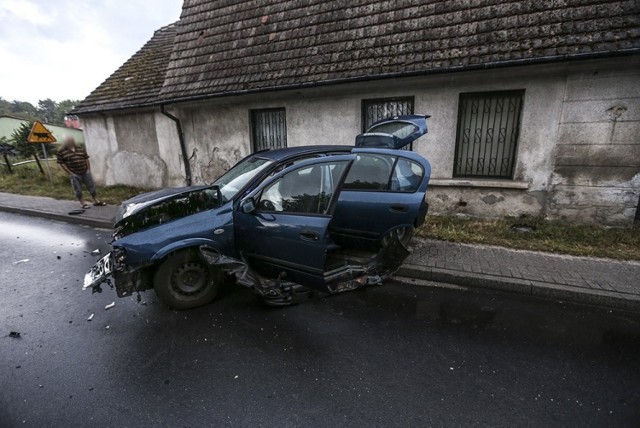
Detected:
[0,115,85,146]
[72,0,640,226]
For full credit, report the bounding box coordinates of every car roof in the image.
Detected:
[254,145,352,160]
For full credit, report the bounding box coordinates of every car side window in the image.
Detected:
[390,158,424,192]
[343,154,395,190]
[258,162,348,215]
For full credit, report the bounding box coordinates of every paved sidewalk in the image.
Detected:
[400,239,640,312]
[0,192,117,229]
[1,191,639,311]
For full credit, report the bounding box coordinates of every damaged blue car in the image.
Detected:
[84,115,432,309]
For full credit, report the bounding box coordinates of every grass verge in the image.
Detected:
[0,160,148,205]
[417,215,640,261]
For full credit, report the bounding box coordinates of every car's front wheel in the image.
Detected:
[153,249,220,310]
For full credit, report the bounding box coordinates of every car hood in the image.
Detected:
[113,185,223,239]
[115,186,210,223]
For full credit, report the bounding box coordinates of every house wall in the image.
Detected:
[548,65,640,224]
[172,61,566,219]
[82,111,170,189]
[81,56,640,225]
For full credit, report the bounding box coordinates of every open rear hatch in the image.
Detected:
[355,115,429,149]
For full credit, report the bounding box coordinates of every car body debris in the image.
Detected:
[9,331,21,338]
[91,249,101,256]
[104,302,115,310]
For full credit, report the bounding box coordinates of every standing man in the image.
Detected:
[57,136,106,209]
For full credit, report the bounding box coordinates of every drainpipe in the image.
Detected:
[160,104,192,186]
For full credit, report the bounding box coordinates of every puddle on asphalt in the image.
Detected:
[341,282,640,351]
[0,220,89,249]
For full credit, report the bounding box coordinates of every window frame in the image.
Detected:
[361,96,415,132]
[453,90,525,179]
[249,107,287,153]
[361,96,415,151]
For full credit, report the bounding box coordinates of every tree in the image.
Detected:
[10,121,45,175]
[10,100,38,119]
[37,98,57,123]
[52,99,80,125]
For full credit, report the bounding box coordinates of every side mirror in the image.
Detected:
[240,197,256,214]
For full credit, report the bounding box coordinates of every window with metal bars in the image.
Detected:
[250,108,287,152]
[453,90,524,178]
[362,97,415,150]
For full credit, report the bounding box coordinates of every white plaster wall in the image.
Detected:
[154,111,186,186]
[549,56,640,225]
[171,63,568,219]
[80,115,117,186]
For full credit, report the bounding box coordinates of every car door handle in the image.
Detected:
[390,204,409,213]
[300,230,320,241]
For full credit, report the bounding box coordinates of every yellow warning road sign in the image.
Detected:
[27,121,57,144]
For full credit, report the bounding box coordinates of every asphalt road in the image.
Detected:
[1,211,639,427]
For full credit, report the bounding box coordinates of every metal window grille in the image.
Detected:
[453,90,524,178]
[362,97,415,150]
[250,108,287,152]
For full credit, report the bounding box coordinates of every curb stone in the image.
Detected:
[0,204,113,229]
[397,263,640,312]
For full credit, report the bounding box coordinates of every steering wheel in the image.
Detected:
[258,199,276,211]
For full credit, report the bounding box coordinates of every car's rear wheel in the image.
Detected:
[382,226,414,249]
[153,249,220,310]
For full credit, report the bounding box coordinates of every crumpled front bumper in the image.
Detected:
[83,253,114,291]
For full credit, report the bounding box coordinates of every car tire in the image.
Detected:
[153,249,221,310]
[382,226,414,249]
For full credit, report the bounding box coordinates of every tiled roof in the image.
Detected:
[74,23,177,114]
[75,0,640,113]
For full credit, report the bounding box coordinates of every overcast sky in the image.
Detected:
[0,0,183,105]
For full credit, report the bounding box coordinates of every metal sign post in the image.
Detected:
[41,143,52,183]
[26,121,57,185]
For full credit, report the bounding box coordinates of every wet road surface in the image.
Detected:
[1,211,639,426]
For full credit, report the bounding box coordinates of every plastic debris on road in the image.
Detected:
[105,302,115,310]
[87,313,94,321]
[12,259,30,265]
[91,249,101,256]
[9,331,21,338]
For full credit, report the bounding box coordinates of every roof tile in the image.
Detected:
[75,0,640,114]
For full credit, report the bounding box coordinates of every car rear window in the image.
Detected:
[390,158,424,192]
[366,121,418,139]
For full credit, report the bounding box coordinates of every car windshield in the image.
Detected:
[213,156,273,201]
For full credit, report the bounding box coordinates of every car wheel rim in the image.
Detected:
[171,262,208,296]
[396,227,412,247]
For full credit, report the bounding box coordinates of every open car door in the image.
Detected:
[331,149,431,248]
[234,155,355,291]
[332,115,431,247]
[355,115,429,150]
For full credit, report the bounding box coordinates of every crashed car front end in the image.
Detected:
[83,186,228,297]
[83,244,151,297]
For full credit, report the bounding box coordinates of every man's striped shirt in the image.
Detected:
[57,147,89,175]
